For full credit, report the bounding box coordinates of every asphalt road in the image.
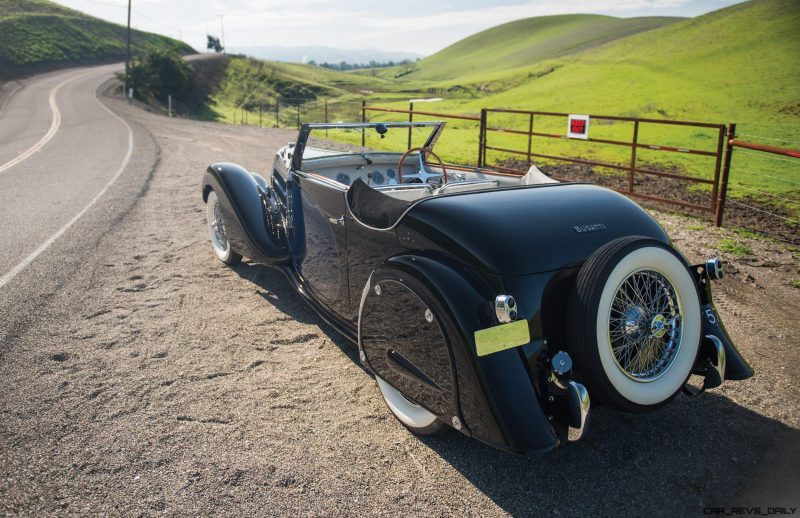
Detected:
[0,65,798,516]
[0,65,156,327]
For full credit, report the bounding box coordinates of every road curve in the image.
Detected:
[0,62,797,515]
[0,65,156,328]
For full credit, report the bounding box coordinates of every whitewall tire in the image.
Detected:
[568,237,701,412]
[206,190,243,265]
[375,376,444,434]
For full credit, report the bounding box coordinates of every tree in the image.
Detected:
[206,35,224,53]
[120,48,193,104]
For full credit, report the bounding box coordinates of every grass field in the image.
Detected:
[356,0,800,215]
[201,0,799,221]
[0,0,193,77]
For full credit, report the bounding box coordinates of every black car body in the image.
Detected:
[202,121,753,454]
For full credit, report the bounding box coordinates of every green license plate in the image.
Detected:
[474,320,531,357]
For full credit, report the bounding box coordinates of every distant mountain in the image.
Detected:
[228,45,423,65]
[0,0,194,79]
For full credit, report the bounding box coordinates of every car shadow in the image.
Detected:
[230,261,362,366]
[416,394,800,516]
[230,262,799,516]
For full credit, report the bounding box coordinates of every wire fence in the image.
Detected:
[723,128,800,241]
[222,97,391,129]
[222,96,799,242]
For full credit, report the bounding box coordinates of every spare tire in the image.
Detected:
[567,236,701,412]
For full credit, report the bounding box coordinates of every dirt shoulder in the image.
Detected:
[0,97,798,516]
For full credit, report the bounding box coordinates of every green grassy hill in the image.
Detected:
[359,0,799,208]
[0,0,194,78]
[190,0,798,221]
[199,56,394,125]
[391,14,681,83]
[470,0,799,123]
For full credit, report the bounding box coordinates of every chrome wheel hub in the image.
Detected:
[650,314,667,338]
[609,269,682,381]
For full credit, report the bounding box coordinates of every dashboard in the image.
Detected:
[332,167,400,187]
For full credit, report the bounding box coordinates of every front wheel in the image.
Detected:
[206,190,242,265]
[567,237,701,412]
[375,376,444,435]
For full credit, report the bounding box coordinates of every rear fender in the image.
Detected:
[203,162,289,264]
[693,266,754,381]
[361,253,558,454]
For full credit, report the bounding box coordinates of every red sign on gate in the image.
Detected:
[568,114,590,140]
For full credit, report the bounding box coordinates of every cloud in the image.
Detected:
[365,0,692,32]
[56,0,726,55]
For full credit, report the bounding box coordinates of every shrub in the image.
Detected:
[121,48,192,104]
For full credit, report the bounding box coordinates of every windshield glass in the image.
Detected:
[299,122,442,170]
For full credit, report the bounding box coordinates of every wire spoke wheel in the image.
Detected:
[206,190,242,265]
[609,269,682,381]
[567,237,701,411]
[210,199,228,252]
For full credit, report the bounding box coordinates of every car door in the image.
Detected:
[290,170,349,316]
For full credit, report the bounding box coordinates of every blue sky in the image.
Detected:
[54,0,745,55]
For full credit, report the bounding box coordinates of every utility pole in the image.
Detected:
[219,14,226,54]
[125,0,132,97]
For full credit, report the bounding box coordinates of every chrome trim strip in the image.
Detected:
[294,169,348,192]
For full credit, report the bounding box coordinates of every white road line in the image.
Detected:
[0,72,88,176]
[0,78,134,290]
[0,82,23,119]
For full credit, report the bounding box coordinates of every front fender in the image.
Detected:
[361,253,558,454]
[203,162,289,264]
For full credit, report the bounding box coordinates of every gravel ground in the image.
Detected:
[1,94,798,517]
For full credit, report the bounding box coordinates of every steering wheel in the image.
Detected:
[397,147,447,185]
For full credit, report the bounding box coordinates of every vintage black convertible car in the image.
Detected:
[202,121,753,453]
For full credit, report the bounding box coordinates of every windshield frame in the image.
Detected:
[292,121,446,171]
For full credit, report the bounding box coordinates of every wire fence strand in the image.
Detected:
[730,167,800,186]
[728,200,800,225]
[737,133,800,146]
[735,149,800,165]
[733,184,800,205]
